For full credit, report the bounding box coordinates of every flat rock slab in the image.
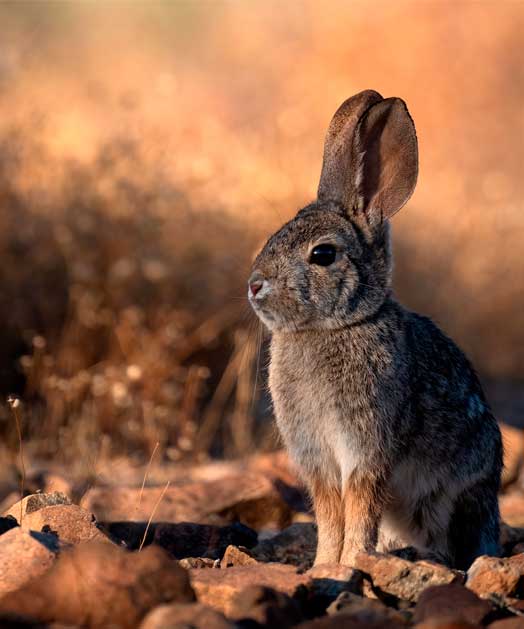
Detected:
[190,563,311,616]
[0,541,195,628]
[82,472,292,530]
[0,527,58,596]
[354,551,462,603]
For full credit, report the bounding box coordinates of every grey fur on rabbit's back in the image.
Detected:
[248,90,502,570]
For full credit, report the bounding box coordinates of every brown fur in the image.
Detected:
[249,90,502,569]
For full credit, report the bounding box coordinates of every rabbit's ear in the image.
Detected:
[318,90,383,209]
[352,97,418,223]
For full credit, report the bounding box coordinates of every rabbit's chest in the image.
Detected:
[269,337,373,485]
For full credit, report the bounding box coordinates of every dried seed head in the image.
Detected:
[7,395,21,409]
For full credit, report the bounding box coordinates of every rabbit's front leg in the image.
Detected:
[310,477,344,565]
[340,473,386,566]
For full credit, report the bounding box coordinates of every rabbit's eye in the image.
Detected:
[309,244,337,266]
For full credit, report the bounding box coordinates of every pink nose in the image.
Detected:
[250,280,264,297]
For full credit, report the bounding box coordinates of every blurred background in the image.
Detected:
[0,2,522,473]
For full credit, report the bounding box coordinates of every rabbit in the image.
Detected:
[248,90,502,570]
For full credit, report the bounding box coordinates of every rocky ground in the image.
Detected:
[1,424,524,628]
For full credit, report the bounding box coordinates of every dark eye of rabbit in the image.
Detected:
[309,244,337,266]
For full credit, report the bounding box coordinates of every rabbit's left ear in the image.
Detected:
[318,94,418,224]
[351,97,418,223]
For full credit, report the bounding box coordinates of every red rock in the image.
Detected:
[466,555,523,598]
[500,493,524,528]
[354,551,462,603]
[501,423,524,488]
[22,504,109,545]
[0,541,195,628]
[413,583,492,625]
[0,528,58,596]
[190,563,311,616]
[82,472,293,530]
[221,545,258,567]
[139,602,234,629]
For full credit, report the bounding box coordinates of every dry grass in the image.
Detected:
[0,2,522,467]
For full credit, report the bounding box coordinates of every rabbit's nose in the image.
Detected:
[248,272,266,298]
[249,280,264,297]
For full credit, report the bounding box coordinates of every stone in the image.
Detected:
[0,541,195,628]
[21,504,109,545]
[190,563,311,616]
[82,472,293,530]
[412,583,492,625]
[253,522,317,566]
[326,591,407,626]
[0,527,58,596]
[3,492,72,522]
[501,423,524,488]
[229,585,304,626]
[500,493,524,529]
[466,555,523,598]
[353,551,462,603]
[139,603,234,629]
[221,545,258,567]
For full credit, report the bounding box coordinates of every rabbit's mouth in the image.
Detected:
[249,290,314,332]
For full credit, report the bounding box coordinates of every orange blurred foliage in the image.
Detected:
[0,2,522,464]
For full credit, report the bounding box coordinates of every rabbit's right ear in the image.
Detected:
[318,90,384,211]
